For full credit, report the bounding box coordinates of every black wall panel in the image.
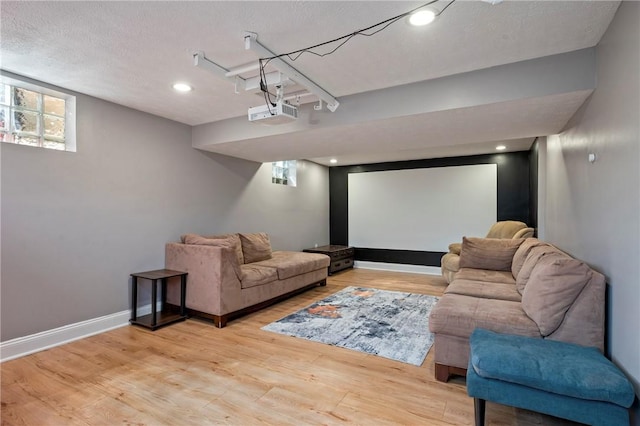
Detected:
[329,151,536,267]
[529,139,539,235]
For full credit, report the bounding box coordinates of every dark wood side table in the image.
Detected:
[130,269,187,331]
[303,245,355,275]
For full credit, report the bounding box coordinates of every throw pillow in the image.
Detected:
[515,244,566,295]
[521,255,593,336]
[459,237,524,271]
[511,238,545,279]
[202,233,244,265]
[239,232,272,263]
[183,234,243,265]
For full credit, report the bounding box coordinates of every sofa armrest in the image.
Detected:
[165,243,243,316]
[448,243,462,255]
[513,227,535,239]
[441,252,461,284]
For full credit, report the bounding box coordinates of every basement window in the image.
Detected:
[0,76,76,152]
[272,160,297,187]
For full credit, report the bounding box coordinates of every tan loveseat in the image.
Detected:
[429,237,605,382]
[165,233,330,327]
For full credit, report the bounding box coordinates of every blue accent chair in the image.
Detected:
[467,328,635,426]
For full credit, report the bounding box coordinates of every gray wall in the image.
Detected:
[0,75,329,342]
[539,2,639,421]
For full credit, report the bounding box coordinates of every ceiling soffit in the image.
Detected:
[193,48,596,165]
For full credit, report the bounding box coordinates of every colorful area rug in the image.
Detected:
[261,286,439,366]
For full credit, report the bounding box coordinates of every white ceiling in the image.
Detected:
[0,1,620,166]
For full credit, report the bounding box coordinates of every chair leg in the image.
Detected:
[474,398,485,426]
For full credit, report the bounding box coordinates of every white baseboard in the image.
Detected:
[354,261,441,276]
[0,261,439,362]
[0,303,159,362]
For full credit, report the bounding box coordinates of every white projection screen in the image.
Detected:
[348,164,497,252]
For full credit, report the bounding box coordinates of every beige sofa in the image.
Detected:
[165,232,330,327]
[429,237,605,382]
[441,221,535,283]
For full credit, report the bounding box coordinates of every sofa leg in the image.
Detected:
[435,363,467,382]
[474,398,485,426]
[319,279,327,287]
[213,315,228,328]
[435,363,451,382]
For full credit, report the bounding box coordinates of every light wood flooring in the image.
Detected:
[1,268,577,425]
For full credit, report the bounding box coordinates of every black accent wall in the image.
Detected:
[529,139,539,235]
[329,151,535,267]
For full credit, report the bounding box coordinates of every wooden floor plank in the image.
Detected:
[1,269,579,425]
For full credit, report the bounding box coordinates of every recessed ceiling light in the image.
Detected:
[330,159,338,164]
[496,145,506,151]
[172,82,192,92]
[408,10,436,26]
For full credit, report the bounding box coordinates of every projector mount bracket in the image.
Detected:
[194,32,339,112]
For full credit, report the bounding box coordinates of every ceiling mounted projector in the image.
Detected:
[248,102,298,124]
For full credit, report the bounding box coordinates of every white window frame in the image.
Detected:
[0,75,76,152]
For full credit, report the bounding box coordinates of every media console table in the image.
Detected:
[303,245,354,275]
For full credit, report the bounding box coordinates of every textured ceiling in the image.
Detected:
[0,1,620,166]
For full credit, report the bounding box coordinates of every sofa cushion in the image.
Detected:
[459,237,524,272]
[516,244,567,295]
[521,255,593,336]
[181,233,244,265]
[469,329,635,407]
[252,251,330,280]
[445,279,521,302]
[428,293,540,339]
[454,268,515,285]
[240,264,278,289]
[183,233,232,247]
[239,232,272,263]
[180,234,243,280]
[183,234,240,265]
[204,233,244,265]
[511,238,545,279]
